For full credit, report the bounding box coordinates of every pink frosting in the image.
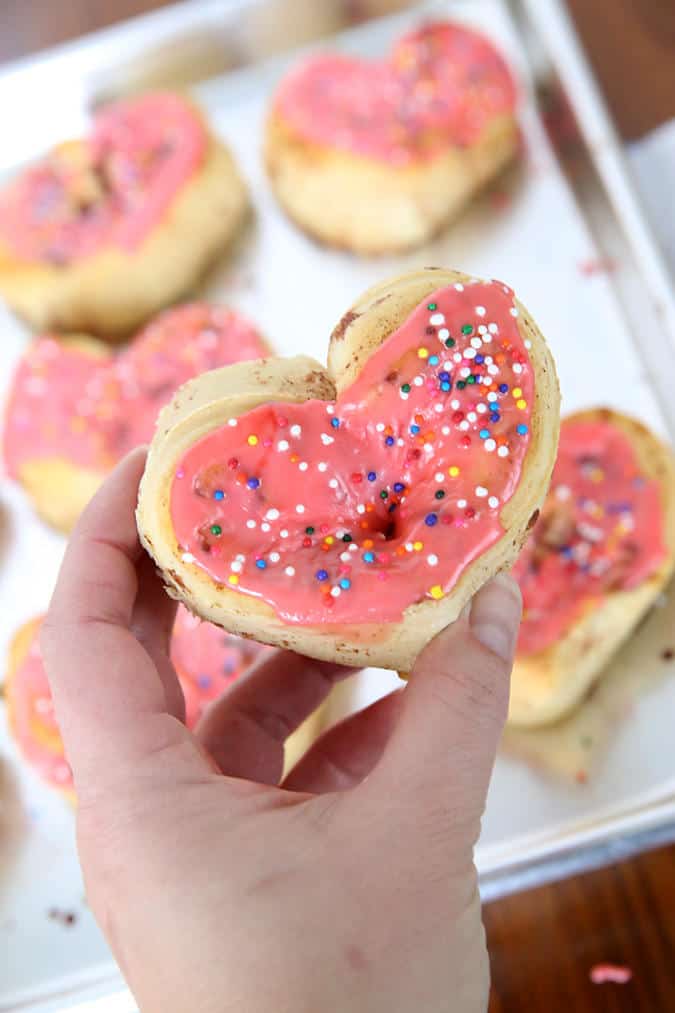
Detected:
[0,93,207,264]
[7,608,269,793]
[274,21,517,165]
[171,280,534,625]
[3,303,268,477]
[513,418,667,655]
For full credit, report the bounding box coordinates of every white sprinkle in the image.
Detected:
[356,504,365,514]
[261,522,271,532]
[489,323,499,334]
[497,445,509,458]
[435,472,445,482]
[413,376,424,386]
[231,560,242,573]
[454,283,464,291]
[295,504,305,514]
[457,499,467,509]
[487,391,498,402]
[318,461,328,472]
[340,552,351,563]
[524,339,532,349]
[376,423,385,432]
[488,496,499,509]
[434,403,444,414]
[236,554,246,562]
[246,519,256,529]
[349,543,358,552]
[438,328,450,340]
[459,420,470,431]
[477,403,487,414]
[465,348,477,360]
[400,392,409,401]
[280,529,289,538]
[484,355,494,365]
[181,552,195,564]
[299,461,309,471]
[326,405,334,414]
[485,439,497,452]
[424,444,434,455]
[329,478,339,489]
[476,486,488,498]
[266,508,280,520]
[427,554,439,566]
[475,306,486,317]
[290,424,302,437]
[478,325,487,335]
[277,440,289,451]
[285,566,295,576]
[471,337,483,349]
[555,484,571,501]
[460,367,471,378]
[405,542,414,552]
[321,433,334,445]
[227,418,237,427]
[467,411,477,422]
[269,551,280,563]
[510,307,519,317]
[513,363,523,374]
[442,425,451,436]
[488,364,499,376]
[330,586,341,598]
[443,360,453,370]
[453,353,462,364]
[430,312,445,325]
[397,437,405,446]
[451,399,460,410]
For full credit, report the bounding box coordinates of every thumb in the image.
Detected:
[370,573,521,833]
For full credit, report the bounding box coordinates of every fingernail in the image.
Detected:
[470,572,522,662]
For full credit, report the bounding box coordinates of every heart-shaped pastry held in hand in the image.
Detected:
[4,303,269,532]
[0,93,248,337]
[138,269,560,671]
[265,20,518,254]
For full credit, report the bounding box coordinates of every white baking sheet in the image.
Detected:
[1,0,675,1008]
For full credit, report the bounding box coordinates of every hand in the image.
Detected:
[42,449,521,1013]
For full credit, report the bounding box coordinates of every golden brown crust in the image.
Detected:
[137,268,560,672]
[0,124,248,339]
[264,110,518,255]
[508,408,675,728]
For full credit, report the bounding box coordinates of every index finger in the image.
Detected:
[41,449,210,794]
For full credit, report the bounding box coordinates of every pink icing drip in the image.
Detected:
[8,608,268,792]
[0,93,206,263]
[170,280,534,625]
[513,419,667,655]
[3,303,268,477]
[275,21,517,165]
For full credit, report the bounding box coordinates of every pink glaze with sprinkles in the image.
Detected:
[6,609,269,794]
[3,303,268,477]
[513,418,667,655]
[0,93,206,264]
[171,281,534,625]
[274,21,517,166]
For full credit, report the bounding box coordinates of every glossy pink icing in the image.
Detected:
[7,608,268,793]
[171,280,534,625]
[171,606,270,727]
[274,21,516,165]
[3,303,268,477]
[513,418,667,655]
[0,93,206,264]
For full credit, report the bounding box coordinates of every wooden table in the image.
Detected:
[2,2,675,1009]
